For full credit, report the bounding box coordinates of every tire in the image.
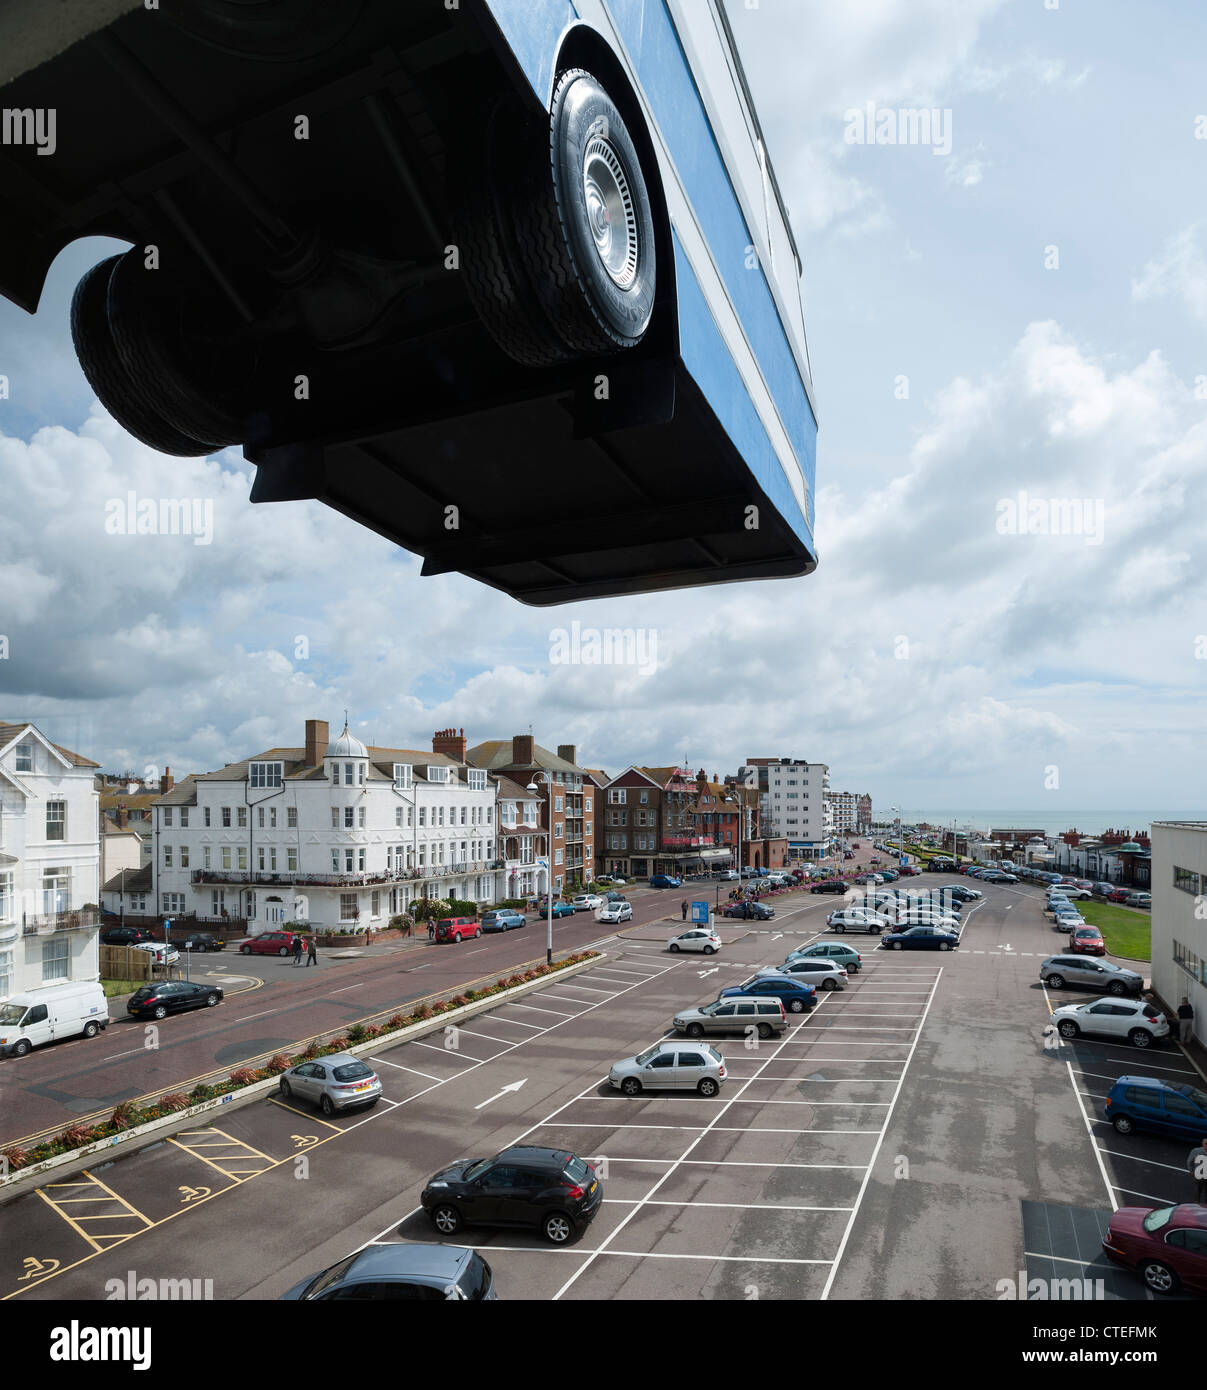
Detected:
[621,1076,642,1096]
[205,993,219,1007]
[892,941,903,950]
[13,1039,31,1057]
[543,1212,573,1244]
[1141,1260,1178,1295]
[1111,1114,1135,1135]
[833,923,845,933]
[1057,1020,1080,1039]
[1128,1029,1153,1049]
[153,1006,167,1020]
[241,945,251,954]
[669,943,680,953]
[757,1023,773,1040]
[453,933,462,944]
[474,928,482,939]
[70,256,213,456]
[1047,974,1065,989]
[83,1021,99,1038]
[279,1080,292,1098]
[320,1094,336,1115]
[279,947,289,957]
[788,999,806,1013]
[822,979,838,991]
[686,1023,704,1039]
[1108,981,1126,996]
[939,942,950,951]
[704,945,716,955]
[431,1204,462,1236]
[697,1077,719,1097]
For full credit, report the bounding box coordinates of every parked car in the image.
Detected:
[1050,997,1169,1048]
[127,980,223,1019]
[239,930,304,957]
[1053,911,1088,934]
[1091,882,1115,897]
[609,1040,726,1095]
[100,925,152,946]
[717,870,739,881]
[132,941,180,966]
[672,997,787,1040]
[1102,1204,1207,1295]
[853,874,884,885]
[544,902,576,919]
[177,932,224,952]
[897,865,920,876]
[947,886,982,902]
[1039,955,1144,995]
[995,873,1019,884]
[1050,885,1091,900]
[481,909,525,933]
[279,1052,382,1114]
[282,1243,496,1301]
[421,1147,602,1245]
[1104,1076,1207,1141]
[649,874,682,889]
[826,908,889,934]
[604,890,628,902]
[668,928,721,955]
[0,982,109,1056]
[756,958,847,991]
[436,916,482,942]
[1074,879,1094,891]
[881,924,960,951]
[1068,926,1106,956]
[721,900,775,921]
[1107,887,1132,903]
[811,880,848,895]
[878,869,899,882]
[571,894,604,911]
[1126,892,1152,909]
[787,941,863,974]
[597,901,633,923]
[720,974,816,1013]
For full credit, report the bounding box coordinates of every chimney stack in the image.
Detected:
[305,718,329,768]
[160,766,174,795]
[513,734,535,766]
[433,726,468,762]
[116,805,128,830]
[557,744,577,767]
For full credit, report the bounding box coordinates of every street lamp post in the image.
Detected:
[527,774,554,965]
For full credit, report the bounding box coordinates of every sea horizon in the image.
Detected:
[885,810,1202,838]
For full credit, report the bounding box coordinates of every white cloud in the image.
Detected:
[1132,226,1207,323]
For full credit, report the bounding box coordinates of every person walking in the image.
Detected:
[292,935,303,966]
[427,918,435,942]
[680,899,688,921]
[305,936,317,967]
[1178,997,1195,1045]
[1187,1137,1207,1204]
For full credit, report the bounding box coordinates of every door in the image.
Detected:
[676,1051,707,1090]
[1160,1091,1207,1140]
[1068,959,1102,988]
[711,1003,740,1035]
[1163,1228,1207,1292]
[292,1062,321,1100]
[471,1163,520,1223]
[1081,1002,1124,1038]
[645,1051,678,1090]
[23,1003,53,1047]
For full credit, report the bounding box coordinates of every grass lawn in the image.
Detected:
[1076,902,1151,961]
[101,978,142,997]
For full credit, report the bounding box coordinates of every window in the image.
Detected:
[418,806,427,827]
[203,847,211,870]
[165,844,174,870]
[584,797,592,812]
[331,850,340,872]
[358,849,366,871]
[555,796,564,813]
[204,806,211,827]
[345,849,355,872]
[287,848,298,871]
[180,808,189,828]
[45,800,65,841]
[180,845,190,869]
[162,893,185,913]
[237,848,248,871]
[393,763,412,789]
[163,807,174,827]
[340,893,358,921]
[258,806,265,828]
[585,822,592,837]
[218,847,231,872]
[639,790,649,804]
[468,769,486,791]
[1173,865,1200,895]
[15,741,33,772]
[485,807,491,823]
[428,766,449,784]
[358,806,366,828]
[41,935,69,982]
[609,789,626,805]
[460,806,467,825]
[222,807,231,827]
[554,823,563,838]
[555,849,563,866]
[437,806,445,827]
[371,890,380,917]
[1173,939,1203,983]
[237,807,247,828]
[287,807,297,829]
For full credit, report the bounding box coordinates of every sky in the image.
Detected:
[0,0,1204,821]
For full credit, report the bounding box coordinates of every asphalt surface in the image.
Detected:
[7,870,1202,1302]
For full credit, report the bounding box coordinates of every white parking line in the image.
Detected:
[601,1198,855,1212]
[597,1157,867,1169]
[411,1041,480,1063]
[504,1002,577,1018]
[542,1122,877,1135]
[469,1246,831,1266]
[369,1057,442,1081]
[456,1028,518,1045]
[1097,1148,1190,1173]
[537,995,596,1009]
[551,982,619,995]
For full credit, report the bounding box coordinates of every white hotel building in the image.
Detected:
[1150,821,1207,1049]
[152,720,501,933]
[0,721,101,999]
[739,757,834,858]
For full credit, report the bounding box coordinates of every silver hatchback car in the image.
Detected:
[278,1051,382,1115]
[609,1041,726,1096]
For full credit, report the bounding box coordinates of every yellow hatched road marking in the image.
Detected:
[34,1171,153,1253]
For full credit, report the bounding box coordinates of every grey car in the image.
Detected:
[278,1051,382,1115]
[672,997,787,1040]
[609,1040,726,1096]
[786,941,862,973]
[1040,955,1144,995]
[756,958,848,991]
[281,1243,496,1300]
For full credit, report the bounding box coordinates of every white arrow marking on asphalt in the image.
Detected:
[474,1079,528,1110]
[771,932,783,940]
[1002,944,1014,953]
[698,967,719,978]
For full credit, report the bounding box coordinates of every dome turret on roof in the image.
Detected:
[327,720,368,759]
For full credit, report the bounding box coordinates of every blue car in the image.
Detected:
[481,909,526,933]
[649,875,682,889]
[720,975,816,1014]
[1105,1076,1207,1140]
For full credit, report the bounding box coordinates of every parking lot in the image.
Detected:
[5,877,1202,1302]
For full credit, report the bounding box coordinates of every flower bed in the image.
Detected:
[1,951,601,1178]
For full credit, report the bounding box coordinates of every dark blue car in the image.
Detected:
[1105,1076,1207,1140]
[649,874,682,889]
[720,975,816,1014]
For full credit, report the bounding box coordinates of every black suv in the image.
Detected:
[421,1147,602,1245]
[100,926,151,946]
[178,933,225,953]
[811,880,847,895]
[126,981,224,1019]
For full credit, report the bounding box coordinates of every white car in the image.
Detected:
[1049,886,1090,901]
[756,959,847,991]
[668,928,721,955]
[597,902,633,924]
[826,908,891,934]
[572,894,605,910]
[1050,997,1169,1049]
[133,941,180,966]
[717,870,739,881]
[891,911,960,931]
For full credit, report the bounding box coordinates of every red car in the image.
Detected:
[239,931,304,957]
[897,865,920,876]
[1102,1204,1207,1296]
[1107,887,1131,903]
[1068,925,1106,956]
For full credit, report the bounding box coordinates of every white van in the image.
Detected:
[0,982,109,1057]
[132,941,180,967]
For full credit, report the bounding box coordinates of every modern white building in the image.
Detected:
[1150,822,1206,1049]
[152,719,501,935]
[0,721,101,999]
[739,757,832,857]
[826,790,870,838]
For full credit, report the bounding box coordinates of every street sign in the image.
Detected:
[691,901,710,923]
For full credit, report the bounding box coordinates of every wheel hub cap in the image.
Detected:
[583,137,638,289]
